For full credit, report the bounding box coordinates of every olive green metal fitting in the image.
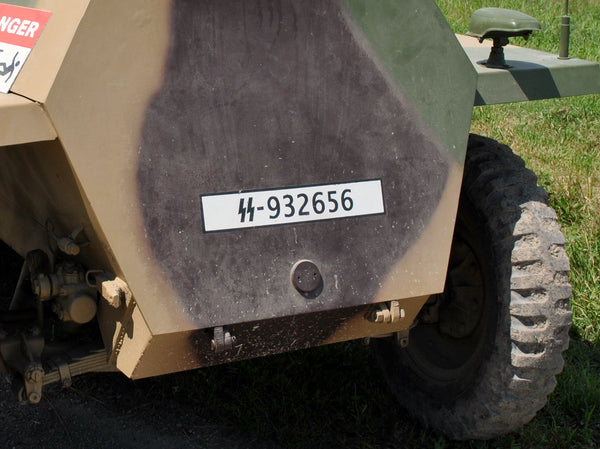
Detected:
[468,8,541,68]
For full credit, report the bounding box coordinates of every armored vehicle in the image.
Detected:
[0,0,598,440]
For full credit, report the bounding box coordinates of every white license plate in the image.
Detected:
[201,179,385,232]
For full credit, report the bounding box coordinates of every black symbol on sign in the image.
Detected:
[0,50,21,84]
[238,197,255,223]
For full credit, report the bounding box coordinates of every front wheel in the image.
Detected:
[372,135,572,440]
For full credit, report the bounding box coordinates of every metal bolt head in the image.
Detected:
[26,368,43,384]
[371,310,383,323]
[28,392,41,403]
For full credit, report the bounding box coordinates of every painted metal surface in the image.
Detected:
[458,35,600,105]
[467,8,541,40]
[0,0,595,379]
[130,295,431,378]
[0,93,55,145]
[0,0,476,376]
[137,0,475,332]
[0,0,595,394]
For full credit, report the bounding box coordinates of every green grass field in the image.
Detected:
[147,2,600,447]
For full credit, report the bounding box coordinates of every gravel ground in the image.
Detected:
[1,372,282,449]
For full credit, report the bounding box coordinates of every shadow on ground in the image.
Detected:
[2,328,600,448]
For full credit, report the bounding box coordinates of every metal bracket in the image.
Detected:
[368,300,405,324]
[47,221,90,256]
[395,329,410,348]
[0,327,45,404]
[88,272,136,366]
[108,298,137,366]
[364,328,410,348]
[91,273,132,309]
[22,362,44,403]
[211,326,236,354]
[55,357,73,388]
[17,331,44,404]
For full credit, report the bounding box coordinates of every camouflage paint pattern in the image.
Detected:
[139,0,457,327]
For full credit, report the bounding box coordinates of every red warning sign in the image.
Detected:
[0,3,51,93]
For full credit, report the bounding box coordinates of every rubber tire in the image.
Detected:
[372,134,572,440]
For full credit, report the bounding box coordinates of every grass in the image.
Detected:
[134,2,600,448]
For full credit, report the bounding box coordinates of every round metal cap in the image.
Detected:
[291,260,323,296]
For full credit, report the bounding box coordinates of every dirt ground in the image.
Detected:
[1,372,282,449]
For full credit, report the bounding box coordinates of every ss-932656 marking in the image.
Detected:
[200,179,385,232]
